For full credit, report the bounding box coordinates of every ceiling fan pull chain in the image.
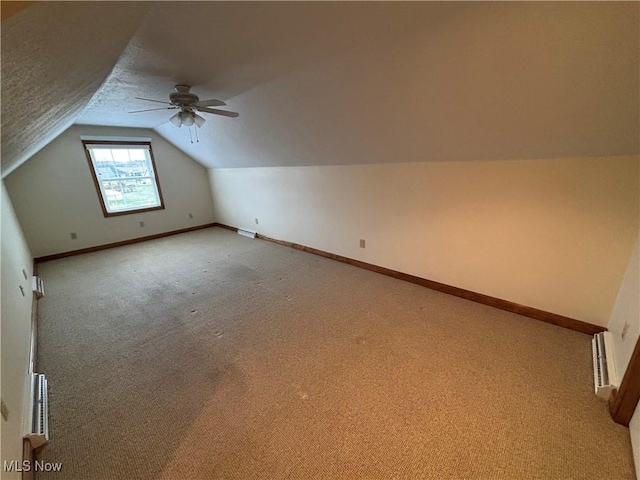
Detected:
[195,126,200,143]
[189,126,194,144]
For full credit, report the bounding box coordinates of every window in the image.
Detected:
[83,141,164,217]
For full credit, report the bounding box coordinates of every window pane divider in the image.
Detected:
[99,176,155,182]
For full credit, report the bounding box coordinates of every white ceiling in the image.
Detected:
[2,2,638,175]
[76,2,443,128]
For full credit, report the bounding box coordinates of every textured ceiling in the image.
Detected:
[1,2,149,177]
[2,2,639,174]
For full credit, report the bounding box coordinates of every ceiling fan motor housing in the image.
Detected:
[132,84,237,122]
[170,84,199,107]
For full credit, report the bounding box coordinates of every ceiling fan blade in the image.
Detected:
[196,107,239,118]
[129,106,178,114]
[195,98,226,107]
[134,97,172,105]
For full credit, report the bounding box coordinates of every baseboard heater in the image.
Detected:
[32,276,45,298]
[24,373,49,448]
[592,332,618,399]
[237,228,257,239]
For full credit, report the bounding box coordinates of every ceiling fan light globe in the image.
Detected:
[181,113,195,127]
[193,113,206,128]
[169,113,182,127]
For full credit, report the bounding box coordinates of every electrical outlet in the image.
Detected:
[22,269,28,280]
[360,239,365,248]
[139,221,145,228]
[70,232,78,240]
[1,399,8,422]
[188,213,194,219]
[622,321,630,341]
[255,218,259,225]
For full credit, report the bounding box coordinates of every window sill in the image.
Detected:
[103,205,165,218]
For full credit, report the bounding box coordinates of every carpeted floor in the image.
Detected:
[34,227,635,479]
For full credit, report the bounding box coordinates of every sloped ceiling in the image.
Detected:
[1,2,149,177]
[2,2,639,174]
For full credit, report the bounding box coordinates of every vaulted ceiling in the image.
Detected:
[2,2,638,177]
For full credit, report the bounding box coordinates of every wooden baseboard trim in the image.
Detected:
[22,439,34,480]
[29,264,39,374]
[28,293,38,374]
[214,222,238,232]
[34,223,217,263]
[214,223,604,335]
[609,337,640,426]
[23,266,39,480]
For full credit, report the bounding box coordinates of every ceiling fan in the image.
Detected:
[130,84,239,128]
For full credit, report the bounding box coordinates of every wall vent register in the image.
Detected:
[24,373,49,448]
[592,331,618,399]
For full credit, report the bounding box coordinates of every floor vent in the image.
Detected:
[24,373,49,448]
[592,332,617,399]
[32,276,45,298]
[237,229,257,239]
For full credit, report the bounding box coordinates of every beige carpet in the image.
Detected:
[34,227,635,479]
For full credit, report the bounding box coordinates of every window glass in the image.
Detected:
[83,142,164,216]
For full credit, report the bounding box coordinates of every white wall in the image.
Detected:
[608,238,640,376]
[210,156,639,327]
[1,182,34,480]
[607,237,640,477]
[5,125,215,258]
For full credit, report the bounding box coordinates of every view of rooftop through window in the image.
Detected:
[84,142,164,216]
